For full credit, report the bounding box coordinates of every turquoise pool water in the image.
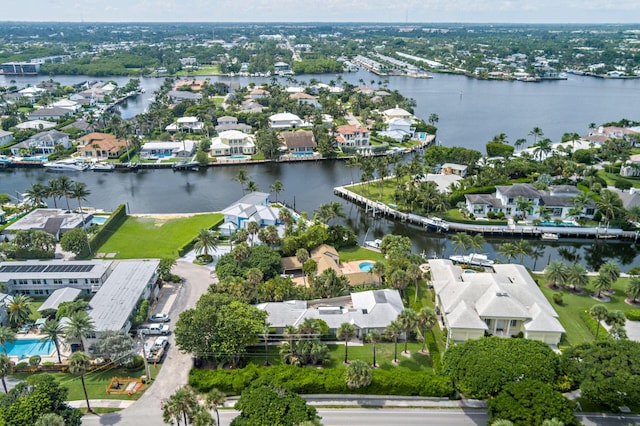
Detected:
[6,338,54,358]
[538,221,576,227]
[359,261,374,272]
[464,270,476,274]
[229,155,248,159]
[291,152,313,156]
[92,215,109,225]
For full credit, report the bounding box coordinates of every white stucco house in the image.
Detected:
[334,125,370,148]
[429,259,565,347]
[140,140,197,158]
[210,130,256,156]
[9,130,70,156]
[220,192,280,236]
[165,117,205,133]
[269,112,305,129]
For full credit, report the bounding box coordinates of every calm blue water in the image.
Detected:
[6,338,54,358]
[91,216,109,225]
[359,261,374,272]
[538,221,577,227]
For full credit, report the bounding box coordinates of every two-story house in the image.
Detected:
[10,130,70,156]
[77,132,129,159]
[280,130,317,154]
[334,125,370,148]
[269,112,304,129]
[210,130,256,156]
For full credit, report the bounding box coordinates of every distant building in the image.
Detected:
[280,130,316,153]
[1,62,40,75]
[269,112,304,129]
[0,130,14,146]
[9,130,70,156]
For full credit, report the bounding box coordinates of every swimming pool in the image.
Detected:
[291,152,314,157]
[229,155,249,160]
[359,261,374,272]
[91,215,109,225]
[464,269,476,274]
[5,338,54,358]
[538,220,576,227]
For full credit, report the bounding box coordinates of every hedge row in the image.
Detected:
[88,204,127,254]
[579,310,609,340]
[189,364,453,397]
[177,215,224,257]
[118,147,137,163]
[625,309,640,321]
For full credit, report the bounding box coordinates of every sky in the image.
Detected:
[2,0,640,23]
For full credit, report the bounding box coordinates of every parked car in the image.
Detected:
[149,313,170,323]
[138,323,170,336]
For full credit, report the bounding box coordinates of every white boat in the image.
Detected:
[91,162,115,172]
[43,159,89,172]
[364,239,383,250]
[449,254,494,267]
[541,233,559,241]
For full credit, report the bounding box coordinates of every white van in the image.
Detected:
[138,323,170,336]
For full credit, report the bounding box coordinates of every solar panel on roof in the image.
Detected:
[44,264,94,273]
[0,265,48,273]
[0,263,95,274]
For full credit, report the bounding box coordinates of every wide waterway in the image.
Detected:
[2,71,640,271]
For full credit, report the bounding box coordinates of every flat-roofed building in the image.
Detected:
[0,260,112,296]
[1,209,92,240]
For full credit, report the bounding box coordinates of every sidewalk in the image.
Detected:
[68,399,135,409]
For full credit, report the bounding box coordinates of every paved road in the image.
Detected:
[82,260,213,426]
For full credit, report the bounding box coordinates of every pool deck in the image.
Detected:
[9,330,67,363]
[341,260,374,274]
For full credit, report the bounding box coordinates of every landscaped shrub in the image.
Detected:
[125,355,145,371]
[29,355,42,367]
[552,293,564,306]
[625,309,640,321]
[15,362,28,369]
[189,364,453,397]
[579,310,609,340]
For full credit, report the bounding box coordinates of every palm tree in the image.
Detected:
[269,180,284,203]
[416,307,437,353]
[533,138,553,161]
[589,304,609,340]
[23,182,48,207]
[529,126,544,145]
[389,269,410,299]
[385,320,403,364]
[566,264,589,292]
[513,239,532,264]
[296,248,310,285]
[64,311,95,352]
[336,322,357,364]
[365,330,381,367]
[599,261,621,285]
[545,261,567,288]
[345,359,373,389]
[234,168,249,195]
[469,233,486,262]
[514,196,533,218]
[371,261,386,285]
[406,263,422,303]
[163,386,199,426]
[206,388,226,426]
[71,182,91,216]
[55,175,74,212]
[193,229,220,260]
[596,190,623,224]
[398,309,417,355]
[245,180,259,193]
[0,326,16,355]
[40,319,65,364]
[626,276,640,304]
[451,232,472,255]
[592,274,612,299]
[7,294,32,327]
[314,201,346,225]
[46,179,61,208]
[0,353,11,393]
[69,351,92,413]
[498,242,518,263]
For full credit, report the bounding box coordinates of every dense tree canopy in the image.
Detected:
[232,383,320,426]
[442,337,560,399]
[215,244,283,282]
[174,293,267,367]
[488,380,578,426]
[560,340,640,410]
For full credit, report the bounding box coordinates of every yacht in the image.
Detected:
[449,254,494,267]
[43,159,89,172]
[541,233,559,241]
[0,155,11,167]
[364,239,383,250]
[91,162,116,172]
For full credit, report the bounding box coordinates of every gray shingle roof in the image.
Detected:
[496,184,542,199]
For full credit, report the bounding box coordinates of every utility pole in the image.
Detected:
[138,330,151,381]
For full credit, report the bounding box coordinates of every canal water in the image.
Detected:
[2,71,640,271]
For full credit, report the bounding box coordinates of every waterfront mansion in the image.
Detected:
[464,183,595,221]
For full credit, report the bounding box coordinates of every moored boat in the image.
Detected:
[449,254,494,267]
[541,233,559,241]
[90,162,116,172]
[43,159,89,172]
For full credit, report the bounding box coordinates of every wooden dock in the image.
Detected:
[334,185,640,241]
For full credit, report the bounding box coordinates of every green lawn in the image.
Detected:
[11,363,161,401]
[95,214,223,258]
[534,274,634,347]
[338,246,385,263]
[348,179,402,207]
[175,64,222,76]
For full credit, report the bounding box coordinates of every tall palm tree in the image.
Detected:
[206,388,226,426]
[596,190,624,225]
[398,309,417,355]
[269,180,284,203]
[296,248,310,285]
[69,351,92,413]
[71,182,91,216]
[498,242,518,263]
[451,232,472,255]
[0,326,16,355]
[336,322,357,364]
[545,261,567,288]
[416,307,437,353]
[406,263,422,303]
[0,353,11,393]
[163,386,198,426]
[469,233,486,262]
[55,175,74,212]
[365,330,381,367]
[46,179,61,209]
[589,304,609,340]
[245,180,259,193]
[592,274,612,299]
[626,276,640,304]
[513,239,532,264]
[7,294,32,328]
[385,320,403,364]
[599,261,621,285]
[529,127,544,145]
[246,221,260,247]
[193,229,220,259]
[40,319,65,364]
[533,138,553,161]
[566,264,589,292]
[64,311,95,352]
[23,182,48,207]
[234,168,249,195]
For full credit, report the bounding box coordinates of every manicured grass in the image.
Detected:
[534,274,633,346]
[348,179,402,207]
[175,64,222,76]
[28,300,45,321]
[326,342,433,370]
[95,214,223,258]
[11,364,161,401]
[338,246,385,263]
